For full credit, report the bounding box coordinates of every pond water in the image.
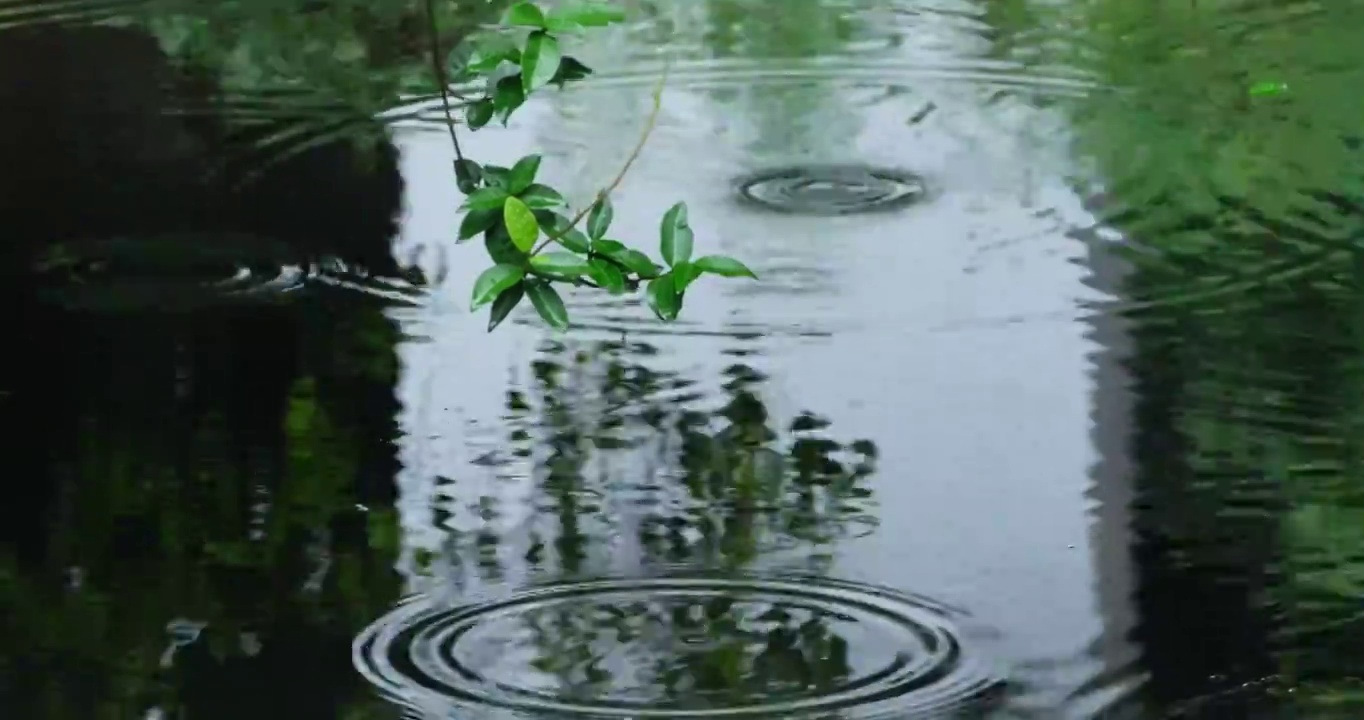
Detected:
[3,0,1364,718]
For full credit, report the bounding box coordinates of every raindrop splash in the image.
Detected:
[353,573,1001,718]
[734,165,927,215]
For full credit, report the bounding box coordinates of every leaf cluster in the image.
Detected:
[447,2,756,331]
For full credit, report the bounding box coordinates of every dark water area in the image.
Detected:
[4,0,1364,718]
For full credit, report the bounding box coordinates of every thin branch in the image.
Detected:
[531,62,671,256]
[423,0,464,163]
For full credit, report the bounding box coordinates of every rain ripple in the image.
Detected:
[353,573,1002,719]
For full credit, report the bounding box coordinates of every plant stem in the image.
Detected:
[423,0,464,163]
[531,62,670,256]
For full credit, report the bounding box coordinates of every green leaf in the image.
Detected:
[481,165,511,189]
[659,202,693,266]
[508,155,541,194]
[592,239,626,255]
[458,209,500,241]
[466,33,521,74]
[506,1,548,28]
[695,254,757,279]
[454,159,482,193]
[520,184,566,209]
[445,42,476,82]
[614,249,662,278]
[488,282,525,332]
[587,195,613,241]
[472,264,525,310]
[493,76,526,124]
[466,99,495,130]
[534,211,590,253]
[671,260,702,293]
[646,274,680,321]
[550,57,593,88]
[462,187,509,211]
[521,31,562,95]
[530,251,592,277]
[588,257,625,293]
[548,2,627,29]
[526,281,570,330]
[503,197,540,252]
[485,225,528,265]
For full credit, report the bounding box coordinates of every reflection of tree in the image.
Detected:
[634,0,870,159]
[519,592,854,710]
[438,338,878,708]
[1093,169,1364,717]
[501,340,879,575]
[1056,1,1364,713]
[0,292,407,718]
[13,0,510,120]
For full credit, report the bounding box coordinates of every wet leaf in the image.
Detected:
[592,239,626,255]
[589,257,626,293]
[530,251,592,277]
[508,155,541,194]
[587,195,613,240]
[534,211,590,253]
[548,2,627,29]
[521,31,562,94]
[488,282,525,332]
[454,159,482,193]
[466,99,495,129]
[485,225,529,265]
[505,2,548,28]
[647,274,680,321]
[462,187,509,211]
[520,184,566,209]
[503,197,540,252]
[695,255,757,279]
[550,57,594,88]
[467,32,522,73]
[482,165,511,189]
[616,249,662,278]
[659,201,693,267]
[527,281,570,329]
[458,209,499,241]
[472,264,525,310]
[671,260,702,293]
[493,76,526,124]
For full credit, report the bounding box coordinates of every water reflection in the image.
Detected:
[392,336,882,582]
[6,0,1364,717]
[0,286,407,718]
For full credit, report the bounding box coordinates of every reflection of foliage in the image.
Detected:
[658,368,878,568]
[0,300,407,718]
[519,593,852,709]
[1096,142,1364,719]
[1061,4,1364,710]
[430,339,879,703]
[17,0,509,113]
[698,0,858,60]
[500,340,879,575]
[1068,1,1364,213]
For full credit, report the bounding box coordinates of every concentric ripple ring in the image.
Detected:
[32,233,307,311]
[735,164,928,215]
[352,574,1001,718]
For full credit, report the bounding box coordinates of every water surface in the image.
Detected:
[4,0,1364,718]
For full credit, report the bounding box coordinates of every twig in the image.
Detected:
[531,61,671,256]
[423,0,464,163]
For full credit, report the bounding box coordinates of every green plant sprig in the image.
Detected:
[423,0,757,332]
